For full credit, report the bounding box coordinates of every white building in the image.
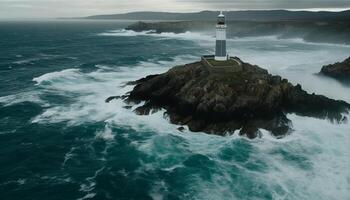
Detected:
[215,11,228,61]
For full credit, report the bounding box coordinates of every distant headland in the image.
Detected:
[81,10,350,21]
[69,10,350,44]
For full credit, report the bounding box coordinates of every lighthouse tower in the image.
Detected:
[215,11,228,61]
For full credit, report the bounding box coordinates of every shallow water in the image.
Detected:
[0,20,349,200]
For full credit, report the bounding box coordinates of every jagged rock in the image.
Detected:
[177,127,185,132]
[105,96,121,103]
[105,95,128,103]
[320,57,350,82]
[124,58,350,138]
[133,102,161,115]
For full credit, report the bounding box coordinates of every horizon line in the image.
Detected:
[85,8,350,16]
[0,8,349,20]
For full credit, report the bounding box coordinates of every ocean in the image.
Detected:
[0,20,349,200]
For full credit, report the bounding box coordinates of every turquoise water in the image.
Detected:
[0,20,350,200]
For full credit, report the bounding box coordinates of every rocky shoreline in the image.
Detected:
[108,57,350,138]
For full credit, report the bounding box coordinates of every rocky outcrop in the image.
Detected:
[125,21,211,34]
[115,58,349,138]
[321,57,350,82]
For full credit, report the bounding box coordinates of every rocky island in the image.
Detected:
[320,57,350,83]
[108,12,350,139]
[110,57,350,138]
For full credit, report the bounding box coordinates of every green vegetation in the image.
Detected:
[207,59,239,67]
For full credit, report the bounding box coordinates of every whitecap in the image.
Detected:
[13,54,60,65]
[77,193,96,200]
[61,147,76,167]
[13,58,38,65]
[98,29,214,41]
[0,91,47,107]
[98,29,155,37]
[17,179,26,185]
[33,68,80,85]
[95,125,114,141]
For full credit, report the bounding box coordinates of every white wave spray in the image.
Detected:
[98,29,214,42]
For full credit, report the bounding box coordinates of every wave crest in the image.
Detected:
[98,29,214,41]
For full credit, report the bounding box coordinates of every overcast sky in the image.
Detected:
[1,0,350,18]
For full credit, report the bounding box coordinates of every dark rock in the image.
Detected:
[320,57,350,82]
[177,127,185,132]
[133,102,161,115]
[105,96,121,103]
[124,58,350,138]
[240,126,261,139]
[105,95,128,103]
[126,74,160,86]
[125,21,201,34]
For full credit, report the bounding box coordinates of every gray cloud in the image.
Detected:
[184,0,350,10]
[0,0,350,19]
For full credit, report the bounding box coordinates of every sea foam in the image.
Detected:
[98,29,214,41]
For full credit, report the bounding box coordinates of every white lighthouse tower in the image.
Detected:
[215,11,228,61]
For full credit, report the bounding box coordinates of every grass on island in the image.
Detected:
[207,59,240,67]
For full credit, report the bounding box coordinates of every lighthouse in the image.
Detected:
[215,11,228,61]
